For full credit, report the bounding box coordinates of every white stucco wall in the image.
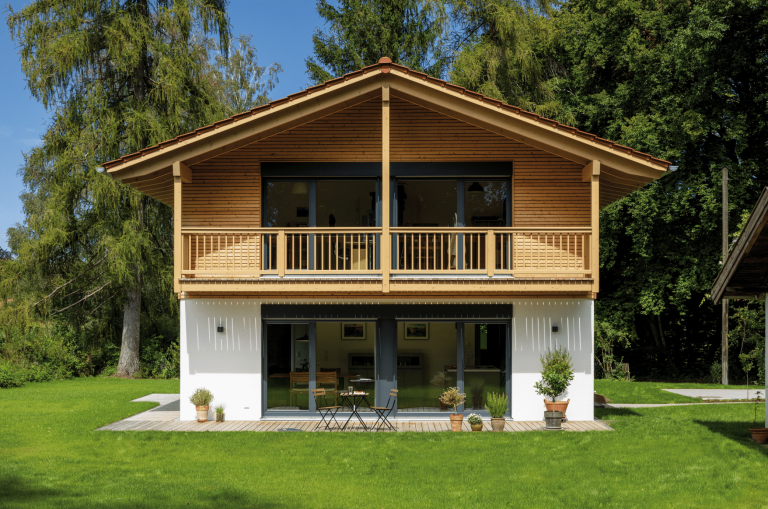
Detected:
[180,299,262,421]
[510,299,594,421]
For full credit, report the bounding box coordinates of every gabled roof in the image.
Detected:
[711,188,768,302]
[105,57,670,206]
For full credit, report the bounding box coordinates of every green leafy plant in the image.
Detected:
[215,404,225,416]
[189,388,214,407]
[534,347,574,402]
[467,413,483,425]
[485,392,508,418]
[438,387,466,414]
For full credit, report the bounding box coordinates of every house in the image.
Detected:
[711,188,768,427]
[104,58,669,422]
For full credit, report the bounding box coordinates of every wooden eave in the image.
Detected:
[711,188,768,302]
[104,60,669,208]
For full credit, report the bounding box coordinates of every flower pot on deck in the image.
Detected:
[750,428,768,444]
[491,417,505,432]
[544,399,570,420]
[215,413,225,423]
[196,405,209,422]
[471,423,483,432]
[449,414,464,432]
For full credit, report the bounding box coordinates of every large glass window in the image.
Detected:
[397,181,457,227]
[396,322,457,412]
[266,323,310,411]
[316,322,376,412]
[264,181,310,228]
[317,181,377,227]
[464,181,508,227]
[464,323,507,412]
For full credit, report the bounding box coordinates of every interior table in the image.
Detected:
[338,391,370,431]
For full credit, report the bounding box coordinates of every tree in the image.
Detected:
[549,0,768,378]
[4,2,279,377]
[306,0,448,83]
[442,0,571,123]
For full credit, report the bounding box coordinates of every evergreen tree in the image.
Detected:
[306,0,448,83]
[4,2,279,377]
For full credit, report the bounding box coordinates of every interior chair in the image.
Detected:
[289,372,310,408]
[315,371,339,406]
[371,389,398,431]
[312,388,342,431]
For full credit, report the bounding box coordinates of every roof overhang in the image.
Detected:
[105,60,669,207]
[711,187,768,302]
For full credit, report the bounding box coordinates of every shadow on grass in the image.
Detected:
[594,407,642,418]
[0,473,289,508]
[694,420,768,455]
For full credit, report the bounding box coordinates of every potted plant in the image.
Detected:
[468,413,483,432]
[749,391,768,444]
[485,392,508,432]
[439,387,466,432]
[534,347,574,429]
[214,404,225,423]
[189,388,214,422]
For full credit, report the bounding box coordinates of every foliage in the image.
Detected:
[542,0,768,381]
[595,320,633,380]
[467,413,482,425]
[215,404,225,416]
[306,0,448,83]
[0,364,25,388]
[709,361,723,385]
[729,301,766,386]
[485,391,508,418]
[534,346,574,402]
[438,386,466,414]
[189,387,214,407]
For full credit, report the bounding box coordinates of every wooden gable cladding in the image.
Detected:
[183,161,261,227]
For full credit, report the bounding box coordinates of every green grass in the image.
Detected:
[1,378,767,508]
[594,380,761,404]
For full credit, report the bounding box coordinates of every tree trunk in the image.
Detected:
[116,268,142,377]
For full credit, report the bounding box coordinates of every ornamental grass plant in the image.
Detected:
[485,392,508,418]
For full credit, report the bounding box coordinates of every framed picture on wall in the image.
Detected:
[341,323,366,340]
[404,323,429,340]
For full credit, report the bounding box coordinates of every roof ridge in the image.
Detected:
[104,57,670,170]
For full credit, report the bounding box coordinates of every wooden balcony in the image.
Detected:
[179,227,592,287]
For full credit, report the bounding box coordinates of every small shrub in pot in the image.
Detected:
[439,387,466,432]
[189,388,214,422]
[467,413,483,432]
[534,346,574,425]
[485,392,508,432]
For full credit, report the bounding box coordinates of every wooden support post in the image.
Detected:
[584,160,600,293]
[486,230,495,277]
[382,84,391,293]
[172,161,191,293]
[722,167,729,385]
[277,229,286,278]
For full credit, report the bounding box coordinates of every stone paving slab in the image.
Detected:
[664,388,766,400]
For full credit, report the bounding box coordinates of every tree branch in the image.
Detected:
[50,281,111,316]
[32,253,108,308]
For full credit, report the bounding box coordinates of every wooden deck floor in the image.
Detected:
[98,419,612,433]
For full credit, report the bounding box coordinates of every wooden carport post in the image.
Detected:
[173,161,192,293]
[381,80,391,292]
[583,160,600,293]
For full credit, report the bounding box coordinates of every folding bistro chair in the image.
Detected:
[312,388,342,431]
[371,389,398,431]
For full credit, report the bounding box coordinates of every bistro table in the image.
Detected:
[338,391,370,431]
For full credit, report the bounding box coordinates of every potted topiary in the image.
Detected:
[214,404,226,423]
[439,387,466,432]
[749,391,768,444]
[468,413,483,432]
[534,346,574,429]
[189,388,214,422]
[485,392,508,432]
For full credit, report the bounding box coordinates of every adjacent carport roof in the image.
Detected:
[711,187,768,302]
[104,57,670,207]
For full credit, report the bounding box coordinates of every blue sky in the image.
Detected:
[0,0,325,250]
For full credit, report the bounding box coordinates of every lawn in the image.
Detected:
[594,380,760,404]
[1,378,767,508]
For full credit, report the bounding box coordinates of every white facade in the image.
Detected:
[180,298,594,421]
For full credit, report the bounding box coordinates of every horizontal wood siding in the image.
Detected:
[183,96,589,230]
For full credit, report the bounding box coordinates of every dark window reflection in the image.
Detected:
[465,181,507,227]
[317,180,377,227]
[264,181,310,227]
[397,180,457,227]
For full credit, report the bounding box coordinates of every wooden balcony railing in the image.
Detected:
[180,227,591,279]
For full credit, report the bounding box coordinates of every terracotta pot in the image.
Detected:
[544,399,570,420]
[196,405,209,422]
[491,417,506,432]
[449,413,464,432]
[471,423,483,432]
[749,428,768,444]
